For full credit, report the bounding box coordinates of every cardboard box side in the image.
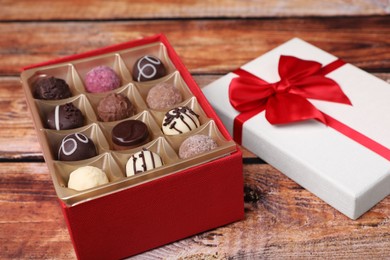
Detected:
[355,171,390,219]
[241,119,356,218]
[60,150,244,259]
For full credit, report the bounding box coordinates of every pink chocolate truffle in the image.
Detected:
[84,66,121,93]
[179,134,218,159]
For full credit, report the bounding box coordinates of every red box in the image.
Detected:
[21,34,244,259]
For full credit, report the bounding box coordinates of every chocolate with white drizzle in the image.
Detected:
[58,133,97,161]
[162,106,200,135]
[126,148,163,177]
[132,55,166,82]
[47,103,84,130]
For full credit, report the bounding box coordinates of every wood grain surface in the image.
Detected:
[1,1,389,259]
[1,0,389,20]
[1,17,390,75]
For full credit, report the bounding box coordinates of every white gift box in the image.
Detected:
[202,38,390,219]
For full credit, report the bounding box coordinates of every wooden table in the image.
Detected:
[1,1,389,259]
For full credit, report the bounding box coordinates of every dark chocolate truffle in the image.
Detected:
[97,93,135,122]
[46,103,84,130]
[112,120,149,150]
[179,134,218,159]
[132,55,166,82]
[146,82,182,110]
[58,133,97,161]
[33,76,72,100]
[85,66,121,93]
[162,106,200,135]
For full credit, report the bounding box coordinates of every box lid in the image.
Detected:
[202,38,390,219]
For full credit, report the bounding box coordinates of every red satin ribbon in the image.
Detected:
[229,55,390,161]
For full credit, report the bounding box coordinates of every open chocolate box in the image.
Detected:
[21,34,244,259]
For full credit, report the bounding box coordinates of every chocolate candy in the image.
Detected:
[179,134,218,159]
[33,76,72,100]
[68,166,109,191]
[111,120,149,150]
[132,55,166,82]
[162,106,200,135]
[97,93,135,122]
[58,133,97,161]
[85,66,121,93]
[126,149,163,177]
[46,103,84,130]
[146,82,182,110]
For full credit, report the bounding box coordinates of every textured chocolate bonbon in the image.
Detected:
[47,103,84,130]
[97,93,135,122]
[179,134,218,159]
[85,65,121,93]
[146,82,182,110]
[33,76,72,100]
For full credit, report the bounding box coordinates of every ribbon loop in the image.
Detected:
[229,55,351,125]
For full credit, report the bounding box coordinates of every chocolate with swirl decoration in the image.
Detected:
[132,55,166,82]
[126,148,163,177]
[58,133,97,161]
[162,106,200,135]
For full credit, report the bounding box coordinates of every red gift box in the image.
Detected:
[21,34,244,259]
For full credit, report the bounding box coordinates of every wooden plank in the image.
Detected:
[1,17,390,75]
[1,74,390,160]
[0,163,75,259]
[0,162,389,259]
[1,0,389,20]
[0,77,41,160]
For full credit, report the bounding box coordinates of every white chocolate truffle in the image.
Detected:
[126,149,163,177]
[162,106,200,135]
[68,166,109,191]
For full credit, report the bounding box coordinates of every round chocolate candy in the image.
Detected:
[146,82,182,110]
[84,66,121,93]
[58,133,97,161]
[132,55,166,82]
[111,120,149,150]
[162,106,200,135]
[68,166,109,191]
[126,149,163,177]
[33,76,72,100]
[179,134,218,159]
[46,103,84,130]
[97,93,135,122]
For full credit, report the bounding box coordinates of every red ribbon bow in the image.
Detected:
[229,55,352,125]
[227,54,390,161]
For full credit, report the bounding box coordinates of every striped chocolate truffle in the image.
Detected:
[126,148,163,177]
[162,106,200,135]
